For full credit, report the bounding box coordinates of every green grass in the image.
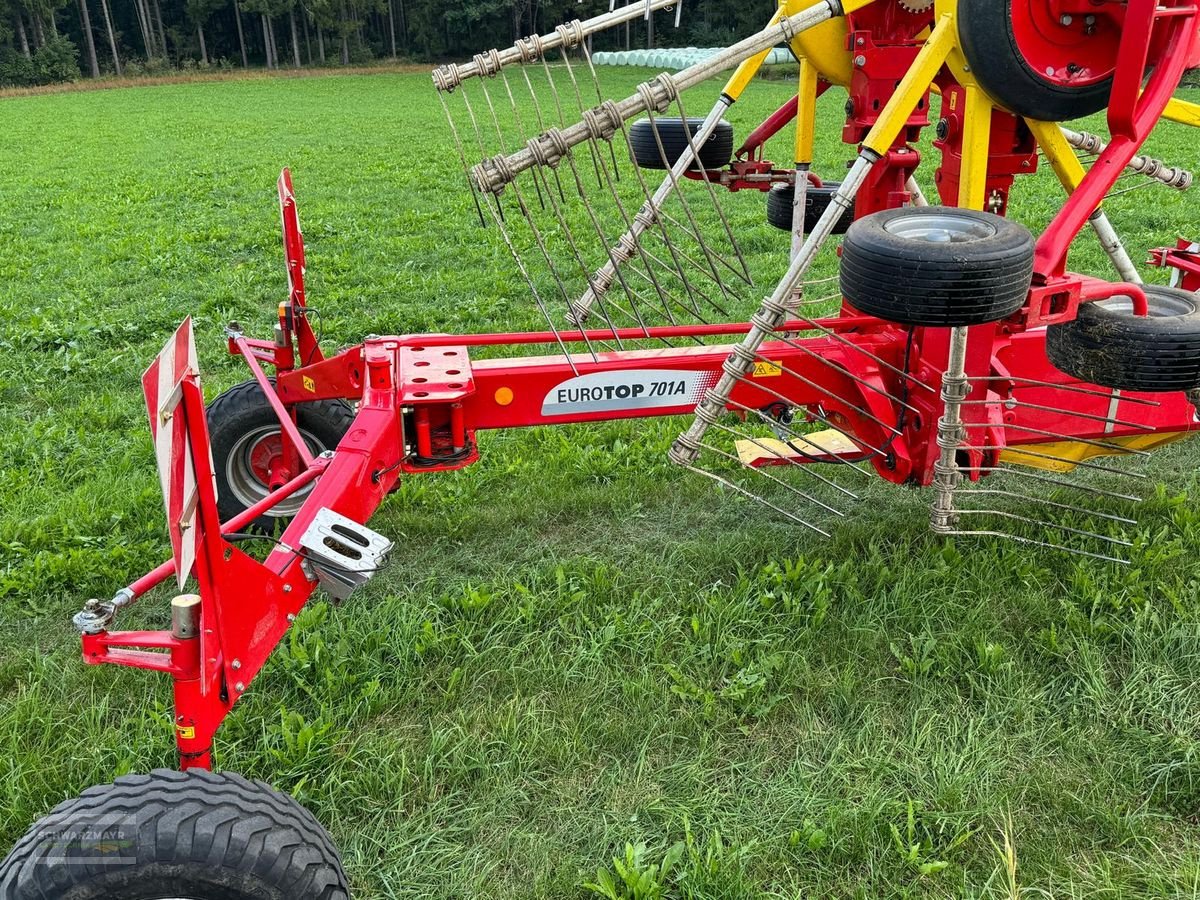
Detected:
[3,68,1200,898]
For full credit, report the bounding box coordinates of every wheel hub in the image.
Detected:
[1011,0,1121,87]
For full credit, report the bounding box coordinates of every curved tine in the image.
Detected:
[709,420,863,498]
[671,89,753,286]
[642,108,737,315]
[951,509,1133,548]
[728,372,894,456]
[968,467,1143,503]
[699,441,847,517]
[972,374,1160,407]
[530,153,638,344]
[724,398,875,479]
[475,173,578,375]
[556,45,607,190]
[578,40,623,179]
[783,313,934,393]
[436,90,487,227]
[963,445,1148,478]
[954,489,1137,525]
[958,399,1149,430]
[941,530,1130,565]
[762,337,921,419]
[1001,424,1153,456]
[507,173,602,363]
[682,463,833,537]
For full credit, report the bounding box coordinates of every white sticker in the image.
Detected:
[542,369,717,417]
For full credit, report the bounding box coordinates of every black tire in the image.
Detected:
[766,182,855,235]
[839,207,1035,327]
[0,769,349,900]
[958,0,1114,121]
[627,117,734,171]
[208,379,354,529]
[1046,285,1200,392]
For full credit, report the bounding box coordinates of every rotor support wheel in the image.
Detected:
[957,0,1120,121]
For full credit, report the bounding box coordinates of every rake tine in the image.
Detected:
[1000,424,1154,456]
[556,46,607,192]
[957,399,1150,430]
[969,375,1160,406]
[681,462,834,537]
[726,376,892,459]
[968,467,1143,503]
[436,90,488,228]
[699,441,848,517]
[963,445,1149,478]
[672,89,753,287]
[955,489,1138,525]
[951,509,1133,548]
[710,419,864,499]
[942,530,1131,565]
[578,41,623,183]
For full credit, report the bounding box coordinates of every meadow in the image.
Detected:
[2,66,1200,898]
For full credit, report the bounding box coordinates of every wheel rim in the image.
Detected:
[1097,291,1198,319]
[225,425,324,518]
[884,213,997,244]
[1009,0,1121,87]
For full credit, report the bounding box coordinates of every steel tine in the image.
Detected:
[436,90,488,228]
[726,377,892,459]
[969,375,1160,407]
[968,467,1143,503]
[671,89,753,286]
[943,530,1131,565]
[715,423,865,499]
[958,398,1150,430]
[578,40,624,182]
[682,463,833,536]
[699,441,848,517]
[955,489,1138,525]
[1001,424,1154,456]
[951,509,1133,548]
[964,445,1149,478]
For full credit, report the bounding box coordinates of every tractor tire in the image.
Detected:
[766,182,855,235]
[839,207,1035,327]
[958,0,1116,121]
[627,117,734,171]
[208,379,354,529]
[0,769,349,900]
[1046,285,1200,392]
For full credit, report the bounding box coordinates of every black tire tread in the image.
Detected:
[627,117,734,171]
[0,769,349,900]
[207,379,354,527]
[958,0,1114,121]
[766,182,855,235]
[839,207,1036,327]
[1046,286,1200,391]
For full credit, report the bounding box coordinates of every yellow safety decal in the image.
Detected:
[177,725,196,740]
[302,376,316,393]
[753,361,783,378]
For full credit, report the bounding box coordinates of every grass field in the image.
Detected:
[3,67,1200,899]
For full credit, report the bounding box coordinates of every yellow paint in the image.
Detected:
[1163,97,1200,128]
[781,0,853,87]
[753,360,783,378]
[794,56,820,165]
[1025,118,1090,194]
[494,386,514,406]
[720,8,782,101]
[302,375,316,393]
[1000,432,1195,473]
[957,86,994,209]
[735,430,860,466]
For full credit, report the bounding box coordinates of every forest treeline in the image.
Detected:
[0,0,773,86]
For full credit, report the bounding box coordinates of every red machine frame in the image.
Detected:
[78,2,1200,770]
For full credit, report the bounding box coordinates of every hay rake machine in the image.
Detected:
[6,1,1200,896]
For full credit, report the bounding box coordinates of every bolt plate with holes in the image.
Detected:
[399,344,475,403]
